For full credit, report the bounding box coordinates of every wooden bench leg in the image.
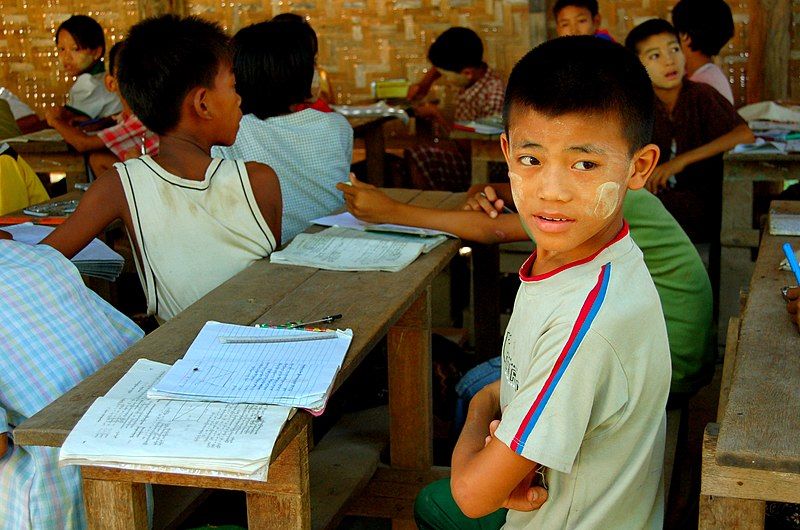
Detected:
[699,424,766,530]
[247,424,311,530]
[83,476,148,530]
[388,286,432,529]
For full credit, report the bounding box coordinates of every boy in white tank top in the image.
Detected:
[37,15,282,321]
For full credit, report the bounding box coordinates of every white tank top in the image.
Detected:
[115,156,276,321]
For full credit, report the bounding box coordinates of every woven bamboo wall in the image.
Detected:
[1,0,794,115]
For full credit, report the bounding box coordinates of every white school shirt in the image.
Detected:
[690,63,734,105]
[67,71,122,119]
[0,87,35,119]
[212,109,353,242]
[115,156,277,321]
[494,224,671,529]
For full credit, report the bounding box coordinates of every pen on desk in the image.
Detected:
[285,314,343,329]
[219,332,338,344]
[782,243,800,285]
[480,192,515,214]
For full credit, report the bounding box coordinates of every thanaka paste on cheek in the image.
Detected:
[508,170,524,207]
[590,181,620,219]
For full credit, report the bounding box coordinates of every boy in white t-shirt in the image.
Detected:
[414,36,671,529]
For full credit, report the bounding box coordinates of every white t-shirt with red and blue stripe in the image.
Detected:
[494,223,671,529]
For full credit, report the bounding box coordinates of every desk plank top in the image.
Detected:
[717,200,800,472]
[14,190,461,453]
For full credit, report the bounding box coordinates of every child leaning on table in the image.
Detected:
[38,15,282,322]
[0,234,143,530]
[414,36,672,529]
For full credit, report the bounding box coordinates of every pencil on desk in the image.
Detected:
[219,332,338,344]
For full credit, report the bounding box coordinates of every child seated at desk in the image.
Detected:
[45,41,160,176]
[0,143,50,216]
[406,27,506,191]
[397,36,671,528]
[0,235,143,530]
[38,15,282,322]
[45,15,122,125]
[212,19,351,242]
[552,0,614,40]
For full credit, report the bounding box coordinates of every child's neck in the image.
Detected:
[654,83,682,115]
[152,132,214,181]
[466,63,488,88]
[683,50,713,78]
[532,215,624,276]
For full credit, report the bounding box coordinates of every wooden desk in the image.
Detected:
[722,153,800,249]
[12,139,88,188]
[348,116,396,187]
[14,189,462,530]
[450,130,503,186]
[699,200,800,528]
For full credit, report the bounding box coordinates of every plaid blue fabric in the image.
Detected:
[0,241,143,530]
[212,109,353,243]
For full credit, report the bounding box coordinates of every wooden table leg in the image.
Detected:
[363,123,387,187]
[247,424,311,530]
[472,243,501,360]
[388,286,433,470]
[83,476,148,530]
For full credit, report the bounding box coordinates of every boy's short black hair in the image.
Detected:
[552,0,599,18]
[107,41,123,76]
[504,36,654,154]
[233,20,315,119]
[116,15,231,135]
[672,0,734,57]
[56,15,106,56]
[271,13,319,56]
[428,27,483,72]
[624,18,678,55]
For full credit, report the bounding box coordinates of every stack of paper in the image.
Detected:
[271,228,428,272]
[148,322,353,415]
[313,212,451,253]
[3,223,125,280]
[3,128,65,143]
[60,359,293,479]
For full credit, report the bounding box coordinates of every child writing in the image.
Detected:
[405,27,506,190]
[552,0,614,40]
[45,15,122,124]
[45,41,160,176]
[672,0,736,104]
[409,36,672,528]
[0,236,143,530]
[212,19,351,243]
[39,15,282,322]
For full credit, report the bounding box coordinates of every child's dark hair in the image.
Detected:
[504,36,654,154]
[233,20,315,119]
[552,0,599,18]
[624,18,678,55]
[271,13,319,56]
[107,41,123,76]
[56,15,106,56]
[672,0,734,57]
[428,27,483,72]
[116,15,231,135]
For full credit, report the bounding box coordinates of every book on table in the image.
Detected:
[59,359,293,479]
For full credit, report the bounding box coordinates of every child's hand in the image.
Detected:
[336,173,398,224]
[463,185,506,218]
[414,101,442,121]
[0,229,11,240]
[503,467,548,512]
[647,158,687,193]
[44,108,65,127]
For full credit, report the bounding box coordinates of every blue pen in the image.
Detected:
[782,243,800,284]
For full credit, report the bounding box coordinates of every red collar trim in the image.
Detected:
[519,221,629,282]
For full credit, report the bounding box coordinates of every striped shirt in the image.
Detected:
[212,109,353,242]
[0,241,143,530]
[494,225,671,529]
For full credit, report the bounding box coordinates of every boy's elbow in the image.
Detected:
[451,475,498,519]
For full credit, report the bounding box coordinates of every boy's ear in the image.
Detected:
[627,143,660,190]
[104,74,117,94]
[592,13,602,30]
[192,87,212,120]
[500,132,512,167]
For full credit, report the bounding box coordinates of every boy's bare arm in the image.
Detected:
[337,175,528,244]
[451,380,547,518]
[245,161,283,248]
[647,123,755,192]
[40,170,127,258]
[44,111,107,153]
